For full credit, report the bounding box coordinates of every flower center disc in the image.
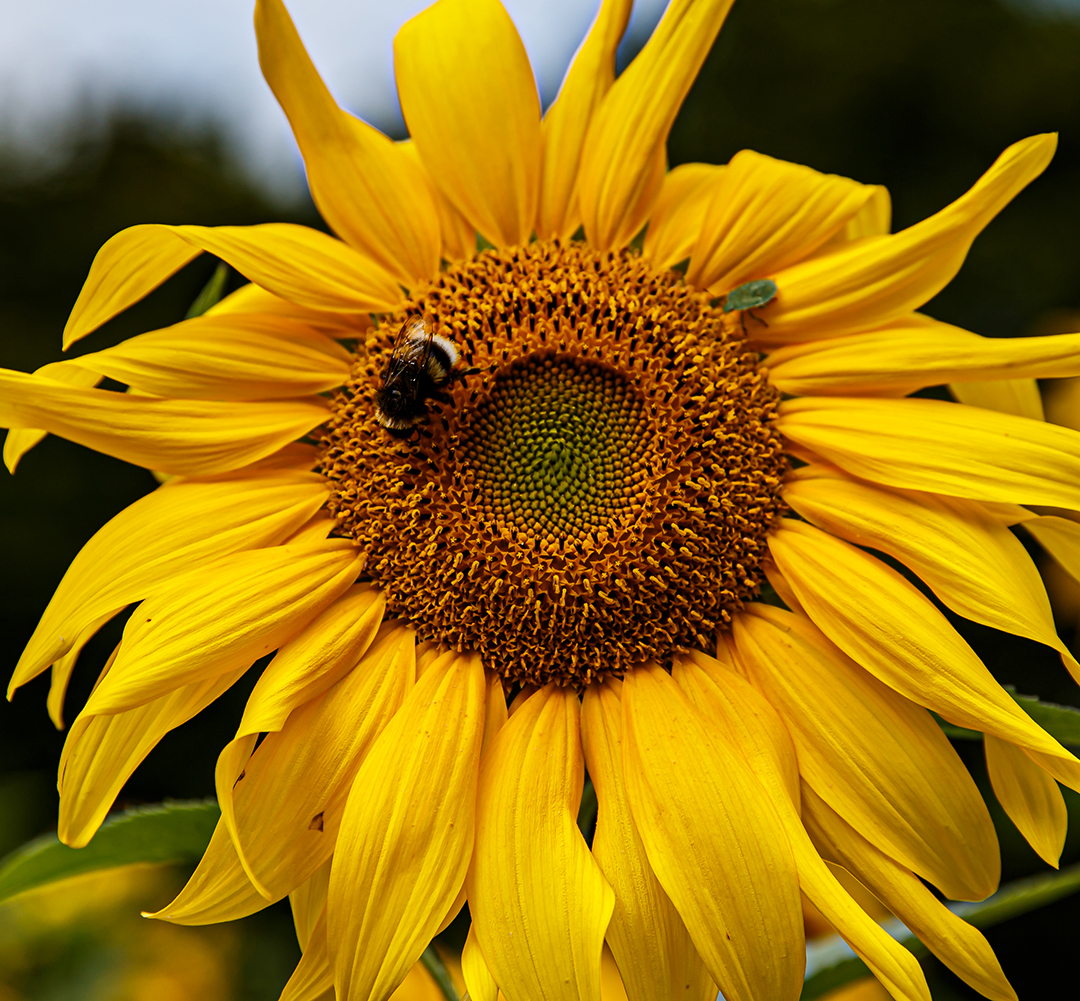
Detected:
[319,241,788,686]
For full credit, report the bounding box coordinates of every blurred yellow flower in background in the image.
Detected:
[5,1,1080,1000]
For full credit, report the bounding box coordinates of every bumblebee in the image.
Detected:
[374,318,461,436]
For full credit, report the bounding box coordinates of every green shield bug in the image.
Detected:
[721,278,778,332]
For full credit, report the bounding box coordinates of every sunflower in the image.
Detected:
[5,0,1080,999]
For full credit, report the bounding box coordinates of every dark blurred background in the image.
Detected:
[4,0,1080,997]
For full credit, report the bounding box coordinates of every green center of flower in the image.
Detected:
[463,356,649,544]
[318,240,788,687]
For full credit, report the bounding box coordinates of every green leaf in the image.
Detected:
[801,862,1080,999]
[934,689,1080,747]
[0,799,219,905]
[185,261,230,319]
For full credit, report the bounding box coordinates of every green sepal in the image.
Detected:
[185,261,230,319]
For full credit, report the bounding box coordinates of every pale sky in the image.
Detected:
[0,0,669,198]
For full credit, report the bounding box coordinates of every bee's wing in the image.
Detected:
[383,318,434,384]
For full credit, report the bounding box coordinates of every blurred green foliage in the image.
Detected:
[3,0,1080,997]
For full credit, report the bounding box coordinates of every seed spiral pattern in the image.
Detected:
[318,240,788,686]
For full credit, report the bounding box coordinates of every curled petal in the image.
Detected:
[641,164,725,271]
[760,135,1057,342]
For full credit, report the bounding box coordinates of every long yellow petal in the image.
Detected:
[620,665,803,1001]
[281,906,334,1001]
[578,0,736,249]
[767,519,1080,767]
[758,135,1056,342]
[803,786,1017,1001]
[3,361,102,472]
[81,538,363,715]
[673,654,931,1001]
[467,685,613,1001]
[57,666,246,847]
[207,281,369,339]
[64,222,401,348]
[766,317,1080,397]
[537,0,633,239]
[255,0,439,284]
[234,584,386,737]
[290,860,331,951]
[328,652,485,1001]
[685,151,877,292]
[777,395,1080,510]
[580,682,715,1001]
[1023,515,1080,586]
[0,369,328,477]
[783,468,1080,681]
[395,0,541,248]
[156,624,415,923]
[733,605,998,901]
[985,734,1067,867]
[65,313,352,401]
[10,471,327,697]
[461,925,498,1001]
[641,164,725,271]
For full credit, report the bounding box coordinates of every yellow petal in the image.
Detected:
[207,281,369,340]
[67,313,352,400]
[255,0,439,284]
[984,734,1067,867]
[733,605,998,901]
[467,685,613,1001]
[45,611,113,728]
[3,361,103,472]
[156,624,415,923]
[10,470,328,697]
[536,0,633,239]
[672,654,930,1001]
[64,222,401,348]
[57,666,246,847]
[620,664,803,1001]
[641,164,725,271]
[767,519,1080,767]
[328,652,485,1001]
[777,395,1080,510]
[482,670,508,756]
[81,537,363,715]
[783,468,1080,681]
[281,906,334,1001]
[395,0,541,248]
[1025,515,1080,588]
[803,786,1017,1001]
[462,925,498,1001]
[684,151,877,292]
[0,368,329,477]
[578,0,736,250]
[951,378,1045,420]
[235,584,386,737]
[760,135,1057,342]
[580,682,715,1001]
[814,185,893,247]
[290,860,332,951]
[766,316,1080,398]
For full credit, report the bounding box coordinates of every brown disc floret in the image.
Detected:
[318,240,787,686]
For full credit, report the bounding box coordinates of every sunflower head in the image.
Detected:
[319,240,787,685]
